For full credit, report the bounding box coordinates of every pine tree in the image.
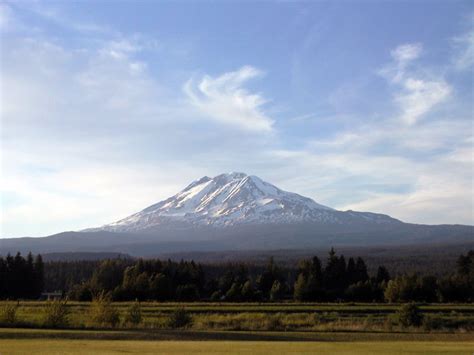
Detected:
[225,282,242,301]
[347,258,356,284]
[33,254,44,298]
[310,256,323,283]
[324,248,341,292]
[270,280,285,301]
[293,273,308,301]
[241,280,255,301]
[337,255,347,288]
[257,257,283,299]
[376,266,390,283]
[26,253,35,298]
[355,257,369,283]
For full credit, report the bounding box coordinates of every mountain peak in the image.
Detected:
[95,173,401,233]
[211,172,248,185]
[220,172,248,178]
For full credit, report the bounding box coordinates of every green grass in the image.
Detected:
[2,302,473,354]
[0,328,473,341]
[12,301,474,313]
[0,338,473,354]
[0,328,472,354]
[5,301,473,333]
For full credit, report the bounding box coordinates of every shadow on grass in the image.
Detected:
[0,328,472,342]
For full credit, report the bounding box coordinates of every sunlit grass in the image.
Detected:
[3,301,473,332]
[1,338,473,355]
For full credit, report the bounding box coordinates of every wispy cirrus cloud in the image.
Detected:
[385,43,423,83]
[380,43,452,125]
[184,66,274,132]
[10,1,115,36]
[453,31,474,70]
[277,38,472,225]
[0,3,13,30]
[267,128,473,225]
[452,12,474,71]
[395,78,451,126]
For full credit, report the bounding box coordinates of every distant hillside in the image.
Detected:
[41,252,132,262]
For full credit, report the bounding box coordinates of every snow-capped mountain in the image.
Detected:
[95,172,400,233]
[3,172,472,256]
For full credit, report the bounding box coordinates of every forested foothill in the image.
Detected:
[1,249,472,303]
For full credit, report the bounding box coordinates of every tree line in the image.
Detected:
[1,249,473,302]
[0,253,44,299]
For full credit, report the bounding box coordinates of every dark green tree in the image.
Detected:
[376,266,390,283]
[354,257,369,283]
[257,257,284,299]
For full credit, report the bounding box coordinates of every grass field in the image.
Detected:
[2,339,474,355]
[1,302,473,354]
[0,329,473,354]
[4,301,474,332]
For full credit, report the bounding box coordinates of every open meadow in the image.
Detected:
[1,302,473,354]
[1,338,474,355]
[0,328,473,354]
[4,301,474,332]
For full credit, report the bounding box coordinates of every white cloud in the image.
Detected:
[381,43,423,83]
[453,29,474,70]
[396,78,451,125]
[391,43,422,65]
[265,137,473,225]
[1,25,276,236]
[19,2,115,36]
[184,66,274,132]
[380,43,452,125]
[342,168,473,225]
[0,3,13,30]
[285,41,471,224]
[1,36,161,126]
[309,119,471,154]
[0,157,201,236]
[0,3,36,33]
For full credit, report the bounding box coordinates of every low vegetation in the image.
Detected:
[89,292,120,328]
[42,299,69,328]
[0,301,472,333]
[0,301,18,324]
[124,300,142,326]
[167,308,193,329]
[396,303,423,328]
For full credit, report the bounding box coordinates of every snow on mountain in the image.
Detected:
[95,172,400,233]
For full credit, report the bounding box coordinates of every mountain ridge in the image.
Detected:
[90,172,401,233]
[1,172,472,256]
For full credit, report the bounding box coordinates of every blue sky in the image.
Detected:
[1,1,473,237]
